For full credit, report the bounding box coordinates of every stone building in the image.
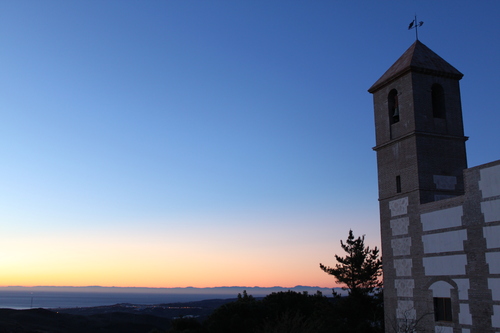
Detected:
[369,40,500,333]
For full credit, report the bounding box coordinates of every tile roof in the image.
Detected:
[368,40,463,93]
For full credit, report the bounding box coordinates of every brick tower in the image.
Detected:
[369,40,469,331]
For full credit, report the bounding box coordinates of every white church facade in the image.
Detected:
[370,40,500,333]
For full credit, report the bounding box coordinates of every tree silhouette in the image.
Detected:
[203,290,336,333]
[319,229,382,295]
[203,290,265,333]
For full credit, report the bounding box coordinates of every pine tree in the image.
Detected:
[319,230,382,295]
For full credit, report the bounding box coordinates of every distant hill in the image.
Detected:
[0,285,342,296]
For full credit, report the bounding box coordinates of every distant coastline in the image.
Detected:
[0,286,343,310]
[0,285,341,296]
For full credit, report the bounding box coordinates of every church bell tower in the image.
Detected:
[369,40,469,330]
[369,40,468,205]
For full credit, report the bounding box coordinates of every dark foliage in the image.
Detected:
[169,316,203,333]
[259,290,335,333]
[202,290,336,333]
[202,290,266,333]
[329,290,384,333]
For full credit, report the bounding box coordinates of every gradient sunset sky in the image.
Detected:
[1,1,499,288]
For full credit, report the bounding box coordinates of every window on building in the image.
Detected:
[388,89,399,124]
[432,84,446,119]
[434,297,452,322]
[396,176,401,193]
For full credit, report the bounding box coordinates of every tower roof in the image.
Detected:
[368,40,463,93]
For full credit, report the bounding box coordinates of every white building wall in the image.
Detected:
[435,326,453,333]
[386,161,500,331]
[422,230,467,254]
[396,300,416,320]
[395,279,414,297]
[459,304,472,325]
[421,206,463,231]
[392,237,411,256]
[488,279,500,300]
[479,164,500,198]
[394,259,412,276]
[482,199,500,223]
[390,217,409,236]
[453,279,470,300]
[389,197,408,217]
[484,225,500,248]
[492,305,500,328]
[486,253,500,274]
[423,255,467,275]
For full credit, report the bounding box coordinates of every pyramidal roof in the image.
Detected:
[368,40,463,93]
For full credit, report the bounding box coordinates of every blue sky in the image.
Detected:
[1,1,499,288]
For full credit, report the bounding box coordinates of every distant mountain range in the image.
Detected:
[1,285,343,296]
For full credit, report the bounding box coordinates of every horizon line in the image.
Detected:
[0,285,340,290]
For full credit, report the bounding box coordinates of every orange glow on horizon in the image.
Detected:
[1,231,346,289]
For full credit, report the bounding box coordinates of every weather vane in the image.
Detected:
[408,15,424,40]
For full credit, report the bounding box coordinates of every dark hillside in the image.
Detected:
[0,308,171,333]
[55,298,239,319]
[0,299,239,332]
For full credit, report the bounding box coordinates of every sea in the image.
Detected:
[0,286,337,310]
[0,291,234,310]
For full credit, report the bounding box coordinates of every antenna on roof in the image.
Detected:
[408,15,424,40]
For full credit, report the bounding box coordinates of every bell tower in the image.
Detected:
[369,40,469,329]
[369,40,468,205]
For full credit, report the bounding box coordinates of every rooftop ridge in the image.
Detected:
[368,40,463,93]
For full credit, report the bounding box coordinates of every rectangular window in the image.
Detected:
[396,176,401,193]
[434,297,452,322]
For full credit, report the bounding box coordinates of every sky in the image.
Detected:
[1,1,499,289]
